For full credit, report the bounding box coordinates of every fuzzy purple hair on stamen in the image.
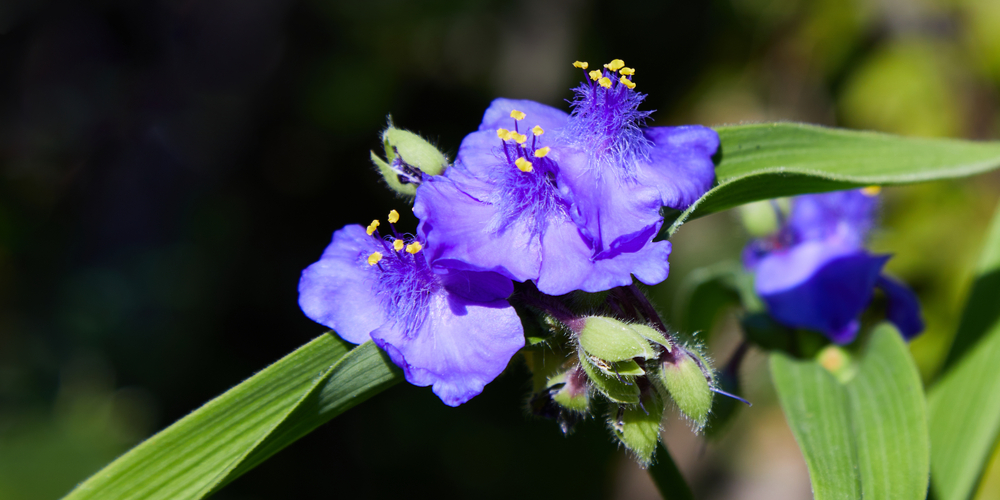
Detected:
[566,74,653,178]
[486,140,567,237]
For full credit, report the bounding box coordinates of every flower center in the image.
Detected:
[488,110,568,237]
[365,212,438,339]
[566,59,652,179]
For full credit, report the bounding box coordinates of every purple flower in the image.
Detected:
[744,189,924,344]
[298,218,525,406]
[414,60,718,295]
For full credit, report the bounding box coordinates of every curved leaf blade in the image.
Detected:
[63,335,402,500]
[771,352,860,499]
[771,324,929,500]
[930,201,1000,500]
[848,327,930,500]
[667,123,1000,235]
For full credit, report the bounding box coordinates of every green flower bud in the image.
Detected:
[547,365,590,413]
[371,123,449,197]
[611,384,665,468]
[817,345,856,383]
[630,323,673,349]
[579,350,641,404]
[578,316,658,362]
[656,347,713,430]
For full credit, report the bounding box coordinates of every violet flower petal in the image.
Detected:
[876,274,925,339]
[414,169,542,281]
[556,148,664,256]
[371,291,525,407]
[788,190,878,244]
[637,126,719,210]
[298,225,390,344]
[756,245,889,344]
[478,98,570,132]
[535,217,671,295]
[456,99,569,180]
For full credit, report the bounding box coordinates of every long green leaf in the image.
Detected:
[63,335,403,500]
[771,325,929,500]
[847,328,930,499]
[929,201,1000,500]
[666,123,1000,236]
[771,351,860,499]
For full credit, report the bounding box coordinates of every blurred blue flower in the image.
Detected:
[414,60,717,295]
[298,220,524,406]
[743,189,924,343]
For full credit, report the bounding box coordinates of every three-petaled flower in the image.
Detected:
[414,60,719,295]
[298,213,524,406]
[743,189,924,343]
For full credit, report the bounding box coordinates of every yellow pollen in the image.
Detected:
[405,241,423,254]
[619,76,636,89]
[598,77,612,88]
[515,157,533,172]
[393,239,404,251]
[861,186,882,197]
[510,109,526,121]
[534,146,551,158]
[387,209,399,223]
[573,61,589,69]
[367,252,383,266]
[620,67,635,76]
[589,70,602,81]
[513,132,528,144]
[497,127,509,140]
[532,125,544,136]
[366,220,380,235]
[605,59,625,71]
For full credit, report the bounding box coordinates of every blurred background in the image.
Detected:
[1,0,999,499]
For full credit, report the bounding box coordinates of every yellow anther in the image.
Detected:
[513,132,528,144]
[514,157,533,172]
[619,76,636,89]
[861,186,882,197]
[387,209,400,223]
[589,70,602,81]
[510,109,526,121]
[620,67,635,76]
[393,239,404,251]
[497,128,509,140]
[532,125,544,136]
[605,59,625,71]
[598,77,611,88]
[573,61,589,69]
[405,241,423,254]
[367,252,383,266]
[534,146,551,158]
[366,220,380,235]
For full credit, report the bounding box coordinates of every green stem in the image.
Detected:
[647,441,694,500]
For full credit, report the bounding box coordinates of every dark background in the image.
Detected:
[2,1,1000,499]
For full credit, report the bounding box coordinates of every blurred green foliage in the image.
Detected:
[2,0,1000,498]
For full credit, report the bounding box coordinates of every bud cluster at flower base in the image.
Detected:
[298,59,724,465]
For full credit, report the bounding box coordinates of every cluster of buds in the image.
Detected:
[523,287,725,467]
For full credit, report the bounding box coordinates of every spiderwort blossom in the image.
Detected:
[414,60,718,295]
[298,212,525,406]
[558,60,719,257]
[743,189,924,344]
